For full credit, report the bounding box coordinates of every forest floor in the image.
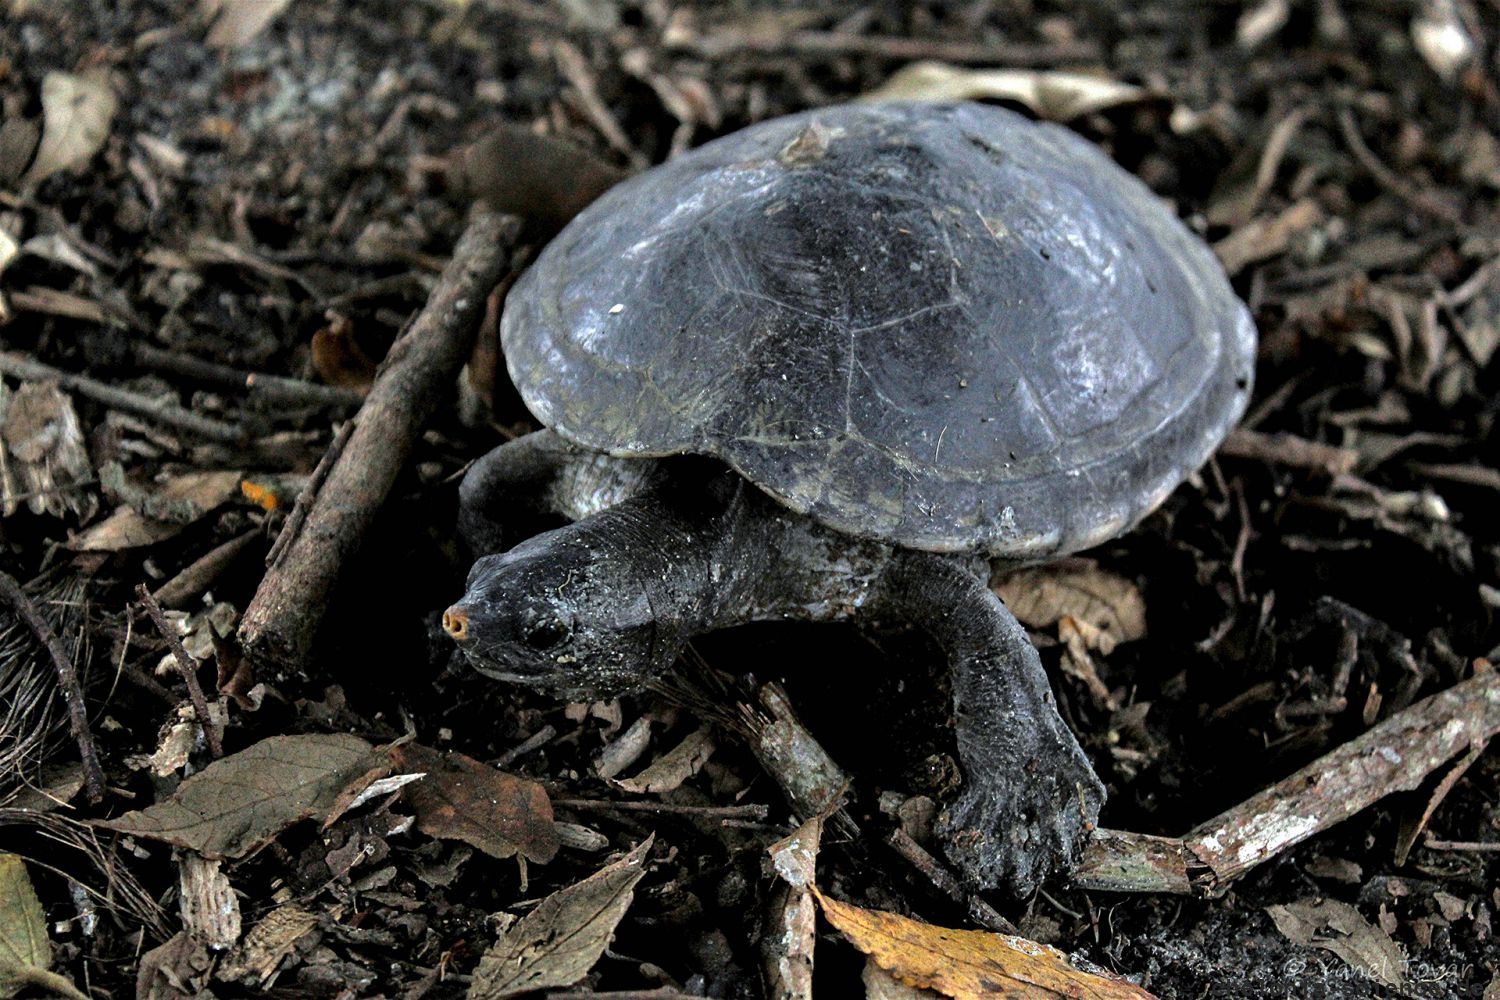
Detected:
[1,1,1498,998]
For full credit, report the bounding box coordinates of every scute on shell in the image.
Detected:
[503,101,1255,557]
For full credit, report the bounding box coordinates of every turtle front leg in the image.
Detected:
[872,551,1105,895]
[458,429,662,555]
[458,429,576,554]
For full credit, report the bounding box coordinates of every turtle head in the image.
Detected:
[443,525,683,700]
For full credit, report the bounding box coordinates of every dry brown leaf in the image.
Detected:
[392,743,559,864]
[1266,899,1406,989]
[216,904,319,985]
[612,725,715,794]
[0,853,48,997]
[815,887,1158,1000]
[468,837,652,1000]
[1058,617,1121,710]
[201,0,292,47]
[3,763,85,814]
[995,565,1146,654]
[446,122,625,237]
[310,314,377,392]
[0,381,95,519]
[136,931,212,1000]
[68,470,243,551]
[99,733,385,858]
[768,815,822,890]
[22,69,117,186]
[864,62,1151,122]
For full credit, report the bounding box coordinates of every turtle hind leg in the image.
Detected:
[872,550,1105,896]
[457,429,662,555]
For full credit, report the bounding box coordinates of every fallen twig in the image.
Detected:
[238,208,518,669]
[1075,667,1500,894]
[134,585,223,759]
[1219,427,1359,476]
[133,342,365,411]
[668,27,1099,66]
[545,991,706,999]
[886,827,1016,934]
[0,350,246,444]
[1212,198,1323,275]
[550,798,769,821]
[152,530,261,609]
[1423,836,1500,852]
[0,570,105,804]
[1407,461,1500,494]
[493,724,556,769]
[1335,105,1463,225]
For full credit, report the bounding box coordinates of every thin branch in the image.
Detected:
[0,351,246,444]
[133,585,223,759]
[1075,668,1500,894]
[1336,106,1463,225]
[0,570,104,803]
[669,27,1100,66]
[551,798,769,820]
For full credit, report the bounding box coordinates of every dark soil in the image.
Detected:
[1,2,1497,999]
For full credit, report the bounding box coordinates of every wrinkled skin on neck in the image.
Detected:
[449,464,776,699]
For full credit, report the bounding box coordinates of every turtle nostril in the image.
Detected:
[443,606,470,642]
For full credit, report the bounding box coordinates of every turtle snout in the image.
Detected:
[442,604,471,643]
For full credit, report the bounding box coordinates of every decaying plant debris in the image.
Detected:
[0,1,1497,998]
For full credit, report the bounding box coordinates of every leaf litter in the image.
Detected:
[390,742,559,864]
[2,0,1499,996]
[98,733,387,858]
[467,837,653,1000]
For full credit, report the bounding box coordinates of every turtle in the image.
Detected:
[443,100,1256,894]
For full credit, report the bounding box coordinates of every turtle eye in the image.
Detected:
[522,616,571,650]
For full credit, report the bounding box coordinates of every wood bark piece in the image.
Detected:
[238,208,517,670]
[1074,668,1500,894]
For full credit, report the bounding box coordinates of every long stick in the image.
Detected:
[1075,668,1500,894]
[237,208,517,670]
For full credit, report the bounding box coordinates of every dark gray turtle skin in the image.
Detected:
[446,101,1256,895]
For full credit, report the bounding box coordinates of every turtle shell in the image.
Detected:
[502,101,1256,557]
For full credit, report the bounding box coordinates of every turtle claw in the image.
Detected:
[938,746,1104,896]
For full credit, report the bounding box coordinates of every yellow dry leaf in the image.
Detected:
[814,887,1157,1000]
[863,62,1151,122]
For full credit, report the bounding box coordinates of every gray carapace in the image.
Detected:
[446,101,1256,894]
